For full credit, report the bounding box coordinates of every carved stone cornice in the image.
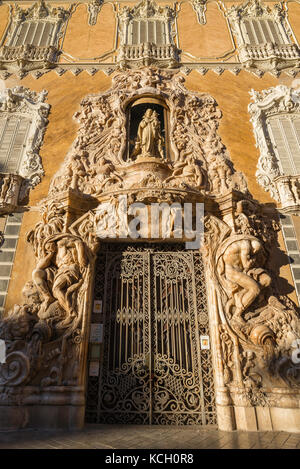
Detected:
[248,85,300,202]
[0,87,50,200]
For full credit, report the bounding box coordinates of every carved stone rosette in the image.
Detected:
[0,68,299,431]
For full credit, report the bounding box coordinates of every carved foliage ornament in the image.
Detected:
[0,86,50,201]
[191,0,207,26]
[87,0,104,26]
[49,68,247,199]
[248,85,300,202]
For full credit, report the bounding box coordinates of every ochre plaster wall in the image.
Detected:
[62,3,116,59]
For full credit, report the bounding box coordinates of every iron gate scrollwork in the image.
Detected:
[85,244,216,425]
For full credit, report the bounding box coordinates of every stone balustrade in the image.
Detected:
[0,44,58,72]
[117,42,180,68]
[239,42,300,64]
[0,173,24,215]
[275,174,300,214]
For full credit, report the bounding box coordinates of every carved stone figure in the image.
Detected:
[132,109,164,159]
[32,234,88,327]
[217,236,271,322]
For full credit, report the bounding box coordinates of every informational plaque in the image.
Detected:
[93,300,102,314]
[89,361,100,377]
[200,335,210,350]
[90,324,103,343]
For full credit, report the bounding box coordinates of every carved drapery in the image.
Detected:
[0,1,71,74]
[0,68,299,430]
[249,84,300,212]
[0,86,50,209]
[226,0,300,76]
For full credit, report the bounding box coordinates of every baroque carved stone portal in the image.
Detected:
[0,68,299,430]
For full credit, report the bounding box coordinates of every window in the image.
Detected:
[9,20,56,48]
[241,18,288,46]
[0,116,31,173]
[249,85,300,208]
[267,116,300,176]
[226,0,299,73]
[0,87,50,200]
[3,1,70,50]
[127,20,168,46]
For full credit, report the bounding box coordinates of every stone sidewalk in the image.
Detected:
[0,425,299,449]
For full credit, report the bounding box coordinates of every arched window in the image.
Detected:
[125,97,170,162]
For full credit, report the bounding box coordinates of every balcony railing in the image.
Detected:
[274,174,300,214]
[239,42,300,64]
[0,44,59,72]
[0,173,24,215]
[117,43,180,68]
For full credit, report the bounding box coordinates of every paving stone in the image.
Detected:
[0,426,299,449]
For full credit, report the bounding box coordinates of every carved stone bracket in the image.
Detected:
[248,84,300,204]
[87,0,104,26]
[0,87,50,201]
[191,0,207,25]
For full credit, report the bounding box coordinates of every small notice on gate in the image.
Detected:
[90,324,103,343]
[89,361,100,377]
[200,335,210,350]
[93,300,102,314]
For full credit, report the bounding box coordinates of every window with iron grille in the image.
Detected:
[0,116,31,174]
[241,18,289,46]
[8,20,57,47]
[127,19,169,45]
[267,115,300,176]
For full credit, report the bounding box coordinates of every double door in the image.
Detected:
[86,244,216,425]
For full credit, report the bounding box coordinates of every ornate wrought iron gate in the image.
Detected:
[86,244,216,425]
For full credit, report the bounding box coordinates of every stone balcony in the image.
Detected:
[238,42,300,72]
[117,43,180,69]
[0,173,25,215]
[275,174,300,215]
[0,44,59,73]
